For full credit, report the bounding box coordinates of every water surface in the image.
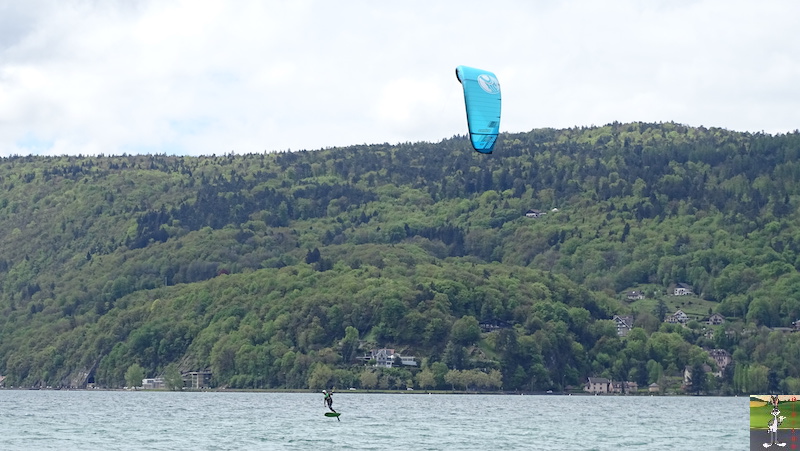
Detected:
[0,391,747,450]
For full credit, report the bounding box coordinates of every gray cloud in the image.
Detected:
[1,0,799,156]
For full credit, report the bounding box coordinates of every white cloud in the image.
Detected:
[1,0,799,156]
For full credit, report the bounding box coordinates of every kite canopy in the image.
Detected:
[455,65,501,154]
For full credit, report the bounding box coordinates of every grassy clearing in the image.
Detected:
[627,295,724,322]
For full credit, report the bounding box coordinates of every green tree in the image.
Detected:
[423,317,449,347]
[125,363,145,388]
[653,299,668,322]
[747,364,770,394]
[360,369,378,389]
[687,362,708,395]
[450,315,481,346]
[444,369,465,390]
[443,342,467,370]
[163,363,183,391]
[430,362,449,389]
[646,359,663,385]
[416,367,436,390]
[307,363,334,389]
[340,326,360,363]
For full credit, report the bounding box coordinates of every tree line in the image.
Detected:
[0,122,799,393]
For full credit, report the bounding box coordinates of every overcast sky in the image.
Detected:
[1,0,799,156]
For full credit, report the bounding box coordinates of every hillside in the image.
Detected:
[1,122,799,393]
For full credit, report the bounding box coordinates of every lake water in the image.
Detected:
[0,390,747,450]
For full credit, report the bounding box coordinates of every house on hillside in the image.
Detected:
[665,309,689,324]
[359,349,417,368]
[613,315,634,337]
[707,349,732,376]
[706,313,725,326]
[673,283,693,296]
[525,209,545,218]
[626,290,644,301]
[585,377,611,394]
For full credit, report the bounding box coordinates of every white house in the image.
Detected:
[666,309,689,324]
[673,283,693,296]
[360,349,417,368]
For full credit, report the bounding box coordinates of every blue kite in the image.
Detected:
[455,65,502,154]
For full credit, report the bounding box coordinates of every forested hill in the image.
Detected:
[2,122,800,394]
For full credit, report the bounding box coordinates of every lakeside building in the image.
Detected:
[142,377,165,390]
[358,348,417,368]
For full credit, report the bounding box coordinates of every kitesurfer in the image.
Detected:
[323,389,335,413]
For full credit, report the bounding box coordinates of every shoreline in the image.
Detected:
[0,386,743,396]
